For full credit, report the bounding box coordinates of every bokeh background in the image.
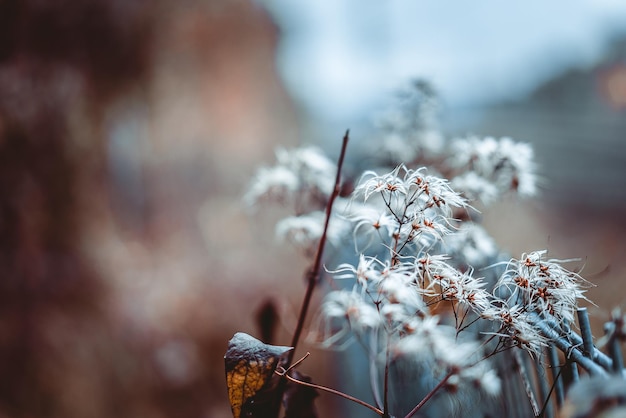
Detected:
[1,1,625,417]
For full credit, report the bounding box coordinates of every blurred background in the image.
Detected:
[0,0,625,417]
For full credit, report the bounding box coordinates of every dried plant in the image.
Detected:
[226,81,625,418]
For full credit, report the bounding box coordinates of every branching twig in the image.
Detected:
[283,352,311,374]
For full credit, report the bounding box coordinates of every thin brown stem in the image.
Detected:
[276,367,384,416]
[283,352,311,374]
[455,314,482,334]
[404,370,454,418]
[383,337,391,417]
[288,130,350,363]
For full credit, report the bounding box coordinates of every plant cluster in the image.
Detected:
[227,82,614,418]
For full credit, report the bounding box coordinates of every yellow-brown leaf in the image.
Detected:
[224,333,292,418]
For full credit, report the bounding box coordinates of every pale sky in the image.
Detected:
[261,0,626,120]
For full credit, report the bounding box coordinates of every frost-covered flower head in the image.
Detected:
[450,171,499,205]
[373,80,445,161]
[394,316,500,397]
[481,303,549,357]
[394,316,469,364]
[341,200,398,253]
[413,254,492,317]
[276,211,348,257]
[313,288,381,349]
[350,165,468,256]
[245,146,336,210]
[355,166,466,215]
[442,222,499,268]
[275,146,336,194]
[244,165,299,206]
[449,136,537,203]
[495,250,592,324]
[331,254,389,287]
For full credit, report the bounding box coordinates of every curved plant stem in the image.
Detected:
[404,370,454,418]
[276,367,384,416]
